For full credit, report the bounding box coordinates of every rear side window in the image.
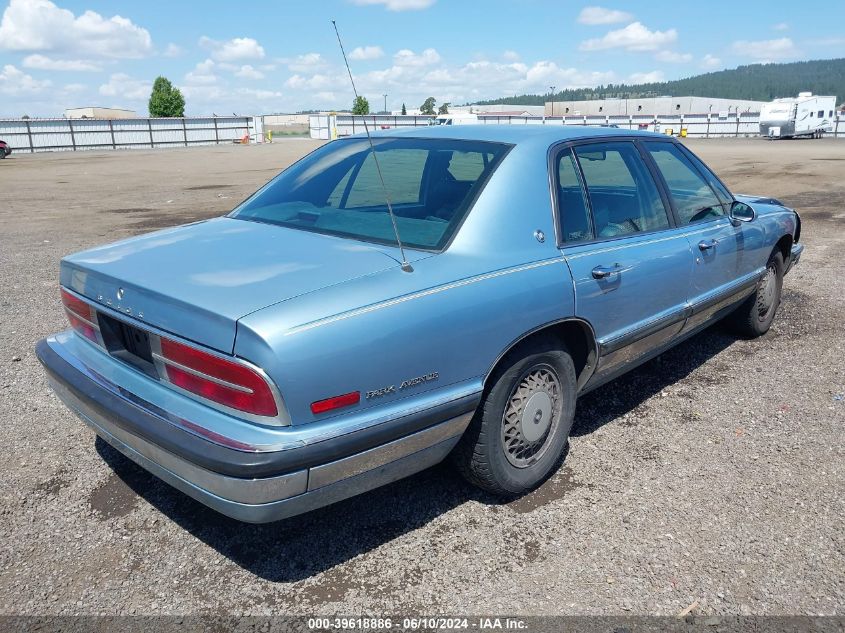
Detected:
[644,142,726,225]
[447,151,488,181]
[232,138,510,250]
[343,149,427,207]
[556,149,592,243]
[574,142,670,238]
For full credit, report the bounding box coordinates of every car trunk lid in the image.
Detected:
[60,217,421,353]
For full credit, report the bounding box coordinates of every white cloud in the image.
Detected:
[772,22,789,31]
[394,48,441,66]
[580,22,677,52]
[235,65,264,80]
[812,37,845,47]
[701,54,721,69]
[628,70,665,84]
[237,88,282,100]
[164,43,183,57]
[502,50,520,62]
[287,52,325,72]
[350,0,436,10]
[349,46,385,61]
[98,73,151,101]
[22,54,101,71]
[654,50,692,63]
[200,36,265,62]
[185,59,217,85]
[178,83,283,116]
[731,37,796,60]
[577,6,634,25]
[0,0,152,58]
[326,59,615,111]
[285,73,337,91]
[0,64,51,95]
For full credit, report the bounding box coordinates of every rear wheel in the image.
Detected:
[728,250,784,337]
[453,339,576,495]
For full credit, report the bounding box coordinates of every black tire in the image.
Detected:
[452,338,577,496]
[728,250,784,337]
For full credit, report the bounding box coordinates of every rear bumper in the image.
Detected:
[36,336,477,523]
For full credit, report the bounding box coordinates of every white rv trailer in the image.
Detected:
[434,112,480,125]
[759,92,837,138]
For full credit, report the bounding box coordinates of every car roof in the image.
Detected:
[359,124,668,147]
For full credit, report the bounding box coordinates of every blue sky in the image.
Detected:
[1,0,843,117]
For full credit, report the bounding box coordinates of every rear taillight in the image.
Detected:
[60,288,99,344]
[156,337,278,417]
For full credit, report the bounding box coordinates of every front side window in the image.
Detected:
[231,138,510,250]
[644,141,725,225]
[574,142,670,238]
[676,144,733,207]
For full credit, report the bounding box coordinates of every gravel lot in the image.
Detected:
[0,137,842,616]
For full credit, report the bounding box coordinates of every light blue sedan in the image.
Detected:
[37,126,803,522]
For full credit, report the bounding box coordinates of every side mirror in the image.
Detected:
[730,201,756,224]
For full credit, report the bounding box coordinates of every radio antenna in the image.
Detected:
[332,20,413,273]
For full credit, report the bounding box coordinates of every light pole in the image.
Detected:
[383,94,388,114]
[549,85,556,117]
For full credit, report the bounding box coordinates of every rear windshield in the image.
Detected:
[230,137,510,250]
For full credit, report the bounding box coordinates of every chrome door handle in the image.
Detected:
[591,264,630,279]
[698,239,718,251]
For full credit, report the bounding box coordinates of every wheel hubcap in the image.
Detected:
[756,265,777,320]
[501,365,562,468]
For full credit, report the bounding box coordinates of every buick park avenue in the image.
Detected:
[37,126,803,522]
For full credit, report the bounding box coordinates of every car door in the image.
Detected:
[555,141,695,382]
[641,140,751,331]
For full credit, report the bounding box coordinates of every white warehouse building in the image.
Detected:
[545,96,768,117]
[64,107,139,119]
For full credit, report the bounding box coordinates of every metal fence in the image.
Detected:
[309,114,435,139]
[311,113,845,139]
[0,116,257,153]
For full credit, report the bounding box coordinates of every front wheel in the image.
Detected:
[728,250,784,337]
[452,339,576,496]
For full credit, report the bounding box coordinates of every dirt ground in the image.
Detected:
[0,137,842,616]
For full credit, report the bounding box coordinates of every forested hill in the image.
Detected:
[475,58,845,106]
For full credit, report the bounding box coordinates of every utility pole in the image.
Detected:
[383,94,388,114]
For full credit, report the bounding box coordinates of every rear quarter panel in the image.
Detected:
[235,140,577,425]
[236,253,574,425]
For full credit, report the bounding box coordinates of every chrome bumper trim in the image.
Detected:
[49,375,308,505]
[49,368,472,520]
[308,412,472,491]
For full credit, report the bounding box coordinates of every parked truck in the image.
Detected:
[759,92,837,138]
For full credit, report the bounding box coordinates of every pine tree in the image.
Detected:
[420,97,436,115]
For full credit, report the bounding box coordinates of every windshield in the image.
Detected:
[230,137,510,251]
